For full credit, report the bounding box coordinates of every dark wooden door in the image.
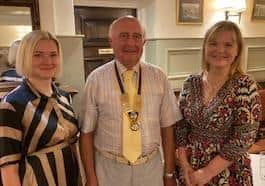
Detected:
[74,7,136,79]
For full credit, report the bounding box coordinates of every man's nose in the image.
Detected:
[127,38,135,45]
[126,36,138,45]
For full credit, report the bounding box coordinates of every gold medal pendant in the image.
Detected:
[128,111,140,131]
[121,94,142,132]
[130,123,140,131]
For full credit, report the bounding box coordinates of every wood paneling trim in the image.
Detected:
[245,45,265,83]
[0,0,40,29]
[165,47,201,79]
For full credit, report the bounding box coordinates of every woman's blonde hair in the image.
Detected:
[7,40,20,67]
[202,21,244,76]
[16,30,62,78]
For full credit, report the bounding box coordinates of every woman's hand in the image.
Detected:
[189,168,212,186]
[177,147,194,186]
[181,162,194,186]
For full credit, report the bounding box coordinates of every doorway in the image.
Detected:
[0,0,40,73]
[74,6,136,79]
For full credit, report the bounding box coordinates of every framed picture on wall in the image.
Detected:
[177,0,203,24]
[251,0,265,21]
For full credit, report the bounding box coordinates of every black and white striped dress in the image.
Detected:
[0,79,79,186]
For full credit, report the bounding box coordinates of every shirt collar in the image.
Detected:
[23,79,60,99]
[115,60,140,76]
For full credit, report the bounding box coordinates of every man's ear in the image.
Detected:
[109,39,113,49]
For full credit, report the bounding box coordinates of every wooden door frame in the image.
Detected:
[0,0,40,30]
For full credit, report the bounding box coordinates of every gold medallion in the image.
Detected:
[121,93,142,132]
[130,122,140,131]
[127,110,140,131]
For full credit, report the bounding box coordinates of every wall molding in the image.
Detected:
[165,47,201,81]
[246,45,265,72]
[145,37,265,90]
[146,37,265,41]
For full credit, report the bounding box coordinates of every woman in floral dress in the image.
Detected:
[175,21,261,186]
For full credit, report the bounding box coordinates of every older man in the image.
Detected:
[79,16,181,186]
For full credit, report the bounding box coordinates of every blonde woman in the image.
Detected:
[0,31,79,186]
[175,21,261,185]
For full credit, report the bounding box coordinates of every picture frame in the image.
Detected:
[251,0,265,21]
[176,0,203,24]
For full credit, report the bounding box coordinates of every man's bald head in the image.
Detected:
[108,16,145,39]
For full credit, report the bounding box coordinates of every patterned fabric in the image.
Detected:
[79,60,181,155]
[256,121,265,141]
[256,89,265,141]
[0,80,79,186]
[175,74,261,186]
[0,69,23,82]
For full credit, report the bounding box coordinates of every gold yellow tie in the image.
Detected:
[122,70,141,163]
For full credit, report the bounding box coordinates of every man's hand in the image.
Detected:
[164,176,177,186]
[85,174,98,186]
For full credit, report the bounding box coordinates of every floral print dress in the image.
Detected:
[256,89,265,142]
[175,74,261,186]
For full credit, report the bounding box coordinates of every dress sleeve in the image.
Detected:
[175,76,192,147]
[255,89,265,141]
[0,100,22,167]
[256,121,265,141]
[220,75,261,162]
